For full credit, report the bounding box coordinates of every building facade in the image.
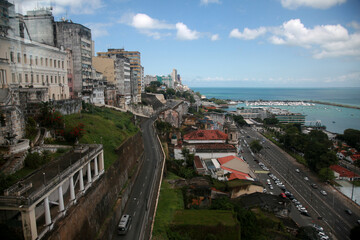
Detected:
[97,49,142,103]
[56,21,92,96]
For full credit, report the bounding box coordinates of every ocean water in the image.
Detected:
[192,87,360,134]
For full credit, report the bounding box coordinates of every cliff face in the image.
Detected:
[47,132,144,240]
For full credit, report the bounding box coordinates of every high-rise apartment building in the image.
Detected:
[97,48,142,103]
[56,21,92,96]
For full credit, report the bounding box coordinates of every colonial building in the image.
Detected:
[0,2,69,100]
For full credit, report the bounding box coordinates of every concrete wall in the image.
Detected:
[47,132,144,240]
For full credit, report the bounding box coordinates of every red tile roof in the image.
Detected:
[228,172,252,181]
[194,144,236,151]
[194,156,204,169]
[217,155,244,165]
[330,165,359,178]
[350,154,360,161]
[184,130,227,141]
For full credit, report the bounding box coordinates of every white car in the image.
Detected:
[295,169,300,173]
[320,190,327,196]
[304,177,309,181]
[269,185,274,190]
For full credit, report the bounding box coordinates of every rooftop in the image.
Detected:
[183,130,227,141]
[330,165,359,178]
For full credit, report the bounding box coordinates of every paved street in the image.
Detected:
[113,116,163,240]
[240,126,360,240]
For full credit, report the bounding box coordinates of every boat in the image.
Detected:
[332,121,336,123]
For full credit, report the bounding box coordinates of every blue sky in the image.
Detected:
[14,0,360,88]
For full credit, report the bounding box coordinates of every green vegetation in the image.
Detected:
[209,98,227,105]
[64,106,138,169]
[232,114,247,127]
[24,151,51,169]
[263,117,279,125]
[250,140,263,153]
[337,129,360,151]
[169,210,240,240]
[153,175,184,239]
[25,117,37,142]
[277,125,337,179]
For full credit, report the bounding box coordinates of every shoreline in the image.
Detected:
[305,100,360,110]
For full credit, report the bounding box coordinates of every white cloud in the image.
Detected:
[231,19,360,59]
[348,21,360,31]
[200,0,221,5]
[176,22,200,40]
[13,0,104,15]
[269,19,359,58]
[229,27,267,40]
[211,34,219,41]
[131,13,174,30]
[281,0,346,10]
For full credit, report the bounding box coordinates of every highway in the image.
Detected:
[240,126,360,240]
[113,116,163,240]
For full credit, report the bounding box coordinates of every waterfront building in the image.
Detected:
[275,113,305,125]
[236,107,268,119]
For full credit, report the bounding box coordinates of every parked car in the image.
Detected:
[320,190,327,196]
[311,183,318,189]
[345,209,352,215]
[312,224,324,232]
[295,169,300,173]
[304,177,309,181]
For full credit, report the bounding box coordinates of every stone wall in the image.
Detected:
[47,131,144,240]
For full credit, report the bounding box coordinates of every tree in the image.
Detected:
[233,115,247,127]
[250,140,263,153]
[318,167,335,182]
[263,118,279,125]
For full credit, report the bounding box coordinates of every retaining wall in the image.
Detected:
[47,131,144,240]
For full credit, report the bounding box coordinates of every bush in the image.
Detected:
[24,152,51,169]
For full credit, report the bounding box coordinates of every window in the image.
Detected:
[12,73,15,83]
[58,60,60,68]
[18,73,22,83]
[55,76,57,83]
[42,75,44,84]
[31,74,33,83]
[46,75,48,83]
[50,76,53,83]
[62,61,64,69]
[63,76,65,83]
[36,75,39,83]
[10,52,14,62]
[45,58,48,66]
[49,59,52,67]
[35,56,38,65]
[54,59,56,68]
[17,53,21,63]
[25,74,28,83]
[24,54,27,64]
[41,57,43,66]
[69,87,72,92]
[30,55,33,65]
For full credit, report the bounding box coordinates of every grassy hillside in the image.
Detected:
[64,107,138,169]
[152,172,184,239]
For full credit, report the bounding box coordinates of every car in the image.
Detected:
[345,209,352,215]
[358,219,360,225]
[304,177,309,181]
[269,185,274,190]
[295,169,300,173]
[301,211,310,217]
[312,224,324,232]
[263,167,269,171]
[320,236,329,240]
[311,183,318,189]
[280,193,286,198]
[263,189,267,193]
[318,232,326,237]
[320,190,327,196]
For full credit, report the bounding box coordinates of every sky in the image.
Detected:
[12,0,360,88]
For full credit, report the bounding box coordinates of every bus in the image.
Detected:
[118,214,132,235]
